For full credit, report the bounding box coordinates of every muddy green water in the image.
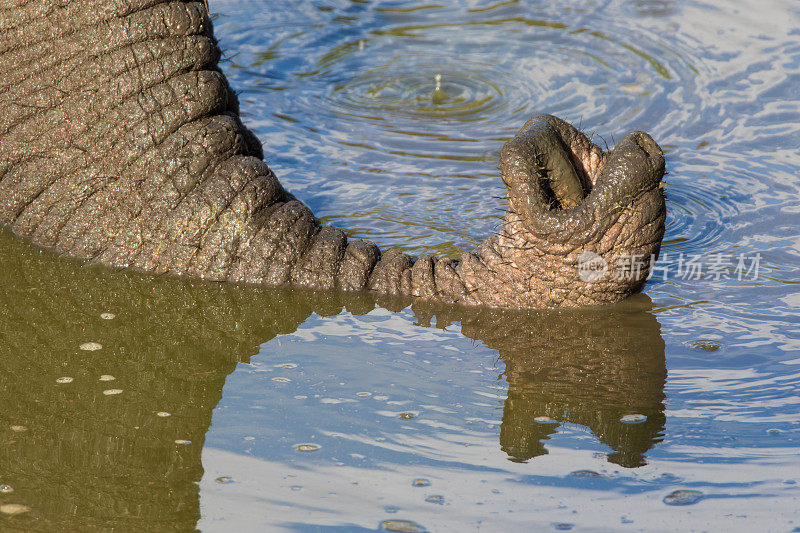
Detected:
[2,0,799,531]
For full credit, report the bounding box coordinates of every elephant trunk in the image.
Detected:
[0,1,666,309]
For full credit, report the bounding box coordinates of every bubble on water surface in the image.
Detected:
[380,520,428,532]
[554,524,574,531]
[0,504,30,516]
[275,363,297,369]
[215,476,234,484]
[100,313,115,320]
[384,506,399,513]
[56,377,73,384]
[80,342,102,351]
[399,412,416,419]
[356,392,372,397]
[98,375,115,381]
[175,439,191,445]
[296,443,321,452]
[411,478,431,487]
[272,377,291,383]
[290,485,302,491]
[424,494,444,505]
[0,484,13,493]
[663,490,704,506]
[620,413,647,424]
[534,416,558,424]
[156,411,171,418]
[102,389,123,396]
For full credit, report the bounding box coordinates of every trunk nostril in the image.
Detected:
[538,147,586,211]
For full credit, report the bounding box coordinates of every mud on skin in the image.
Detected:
[0,1,666,309]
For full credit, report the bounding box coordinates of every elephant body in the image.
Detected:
[0,1,666,309]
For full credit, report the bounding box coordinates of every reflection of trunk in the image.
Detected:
[0,224,666,529]
[0,227,371,530]
[412,299,667,468]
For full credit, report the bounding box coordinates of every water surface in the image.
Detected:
[2,0,800,531]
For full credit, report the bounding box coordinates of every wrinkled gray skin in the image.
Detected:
[0,1,666,309]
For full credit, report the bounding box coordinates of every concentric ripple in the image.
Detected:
[661,180,737,255]
[214,0,798,293]
[329,64,507,122]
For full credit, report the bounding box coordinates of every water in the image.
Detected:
[2,0,800,530]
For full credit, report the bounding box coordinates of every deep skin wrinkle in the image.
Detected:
[0,1,666,309]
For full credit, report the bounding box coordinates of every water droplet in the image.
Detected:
[80,342,102,351]
[56,376,73,384]
[766,428,783,435]
[296,443,321,452]
[156,411,171,418]
[99,375,115,381]
[412,478,431,487]
[102,389,123,396]
[399,412,415,420]
[0,484,13,494]
[272,377,291,383]
[554,524,574,531]
[431,73,448,104]
[0,503,30,516]
[9,425,27,433]
[380,519,427,532]
[215,476,233,484]
[691,340,720,352]
[425,494,444,505]
[174,439,191,445]
[663,490,703,506]
[100,313,115,320]
[620,413,647,424]
[570,470,602,478]
[534,416,558,424]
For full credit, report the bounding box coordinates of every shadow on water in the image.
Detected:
[0,226,665,529]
